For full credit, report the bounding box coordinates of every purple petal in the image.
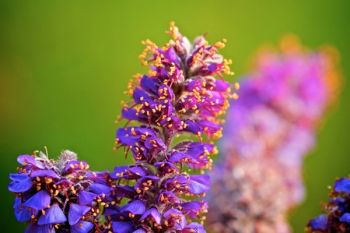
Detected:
[214,80,230,91]
[334,178,350,194]
[68,203,91,225]
[71,221,94,233]
[181,201,207,218]
[25,224,55,233]
[89,183,111,195]
[182,222,205,233]
[38,204,67,225]
[122,200,145,215]
[111,165,147,180]
[340,213,350,224]
[14,198,36,222]
[112,221,133,233]
[133,229,147,233]
[140,75,159,94]
[30,170,60,179]
[163,209,186,230]
[116,128,139,145]
[198,120,221,134]
[308,214,328,231]
[122,108,139,121]
[183,120,201,134]
[140,208,161,224]
[189,175,210,194]
[208,63,218,72]
[24,190,51,211]
[17,155,45,169]
[168,151,187,163]
[163,175,188,191]
[78,191,97,205]
[88,170,110,183]
[133,88,151,104]
[8,173,32,193]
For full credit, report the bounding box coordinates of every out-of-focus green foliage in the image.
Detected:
[0,1,349,232]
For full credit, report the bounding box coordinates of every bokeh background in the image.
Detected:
[0,1,349,232]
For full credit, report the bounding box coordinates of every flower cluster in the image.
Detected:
[109,22,236,232]
[207,36,340,233]
[307,178,350,233]
[8,150,115,233]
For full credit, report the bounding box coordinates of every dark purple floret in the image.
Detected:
[334,178,350,193]
[308,215,328,231]
[307,178,350,233]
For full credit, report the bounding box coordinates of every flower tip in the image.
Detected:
[167,21,182,40]
[280,34,302,53]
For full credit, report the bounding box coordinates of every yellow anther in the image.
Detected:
[214,39,226,49]
[232,93,239,100]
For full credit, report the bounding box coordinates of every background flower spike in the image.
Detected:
[207,36,341,233]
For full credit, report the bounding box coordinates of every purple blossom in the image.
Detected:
[307,178,350,233]
[110,22,235,232]
[9,150,115,233]
[207,36,340,233]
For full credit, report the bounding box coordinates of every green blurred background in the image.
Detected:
[0,1,349,232]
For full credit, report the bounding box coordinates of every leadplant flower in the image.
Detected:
[109,22,237,233]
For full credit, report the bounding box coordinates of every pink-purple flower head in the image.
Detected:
[9,150,115,233]
[208,36,341,233]
[243,35,340,127]
[110,22,236,232]
[224,36,340,203]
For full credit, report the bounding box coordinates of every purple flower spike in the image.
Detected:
[110,22,236,232]
[9,150,115,232]
[207,36,341,233]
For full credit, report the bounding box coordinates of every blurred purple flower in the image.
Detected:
[208,158,291,233]
[207,36,340,233]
